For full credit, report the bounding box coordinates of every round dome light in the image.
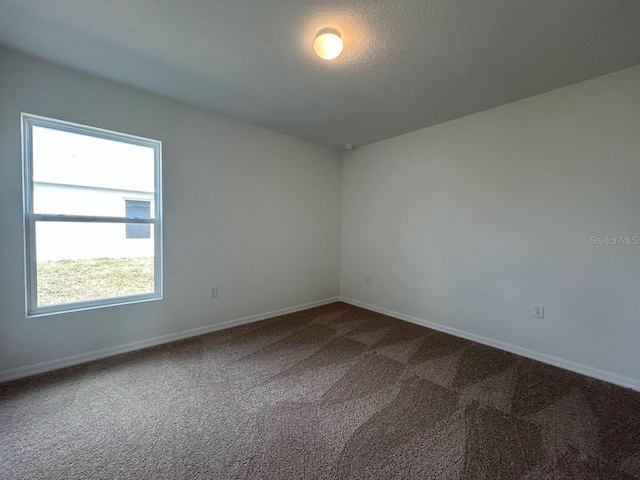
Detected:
[313,28,343,60]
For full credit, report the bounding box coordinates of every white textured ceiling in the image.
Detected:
[1,0,639,149]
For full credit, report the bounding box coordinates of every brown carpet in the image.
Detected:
[1,302,639,479]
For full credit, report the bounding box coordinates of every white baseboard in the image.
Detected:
[340,296,640,392]
[0,297,340,383]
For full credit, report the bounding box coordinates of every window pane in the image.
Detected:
[32,126,156,216]
[35,222,155,307]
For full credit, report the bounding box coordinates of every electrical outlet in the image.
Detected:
[209,286,218,299]
[533,305,544,319]
[365,276,371,285]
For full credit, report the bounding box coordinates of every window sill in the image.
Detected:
[27,293,163,318]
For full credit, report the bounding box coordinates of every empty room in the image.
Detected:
[1,1,639,478]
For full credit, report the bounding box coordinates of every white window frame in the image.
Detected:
[21,113,163,317]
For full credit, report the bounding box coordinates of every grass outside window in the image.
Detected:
[36,257,154,307]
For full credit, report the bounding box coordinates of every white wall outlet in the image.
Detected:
[365,276,371,285]
[209,286,218,299]
[533,305,544,319]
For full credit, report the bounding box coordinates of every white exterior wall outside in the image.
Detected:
[34,182,154,260]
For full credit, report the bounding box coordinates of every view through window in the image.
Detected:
[22,114,162,315]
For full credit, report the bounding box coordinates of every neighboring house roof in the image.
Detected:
[34,181,154,196]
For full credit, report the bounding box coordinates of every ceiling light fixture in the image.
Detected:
[313,28,343,60]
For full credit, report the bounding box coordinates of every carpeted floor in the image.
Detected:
[1,302,639,479]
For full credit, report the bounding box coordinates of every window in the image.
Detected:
[22,113,163,316]
[125,200,151,239]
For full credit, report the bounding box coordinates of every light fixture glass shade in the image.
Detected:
[314,28,343,60]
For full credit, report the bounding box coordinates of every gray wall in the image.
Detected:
[3,47,639,388]
[341,65,640,386]
[0,48,342,373]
